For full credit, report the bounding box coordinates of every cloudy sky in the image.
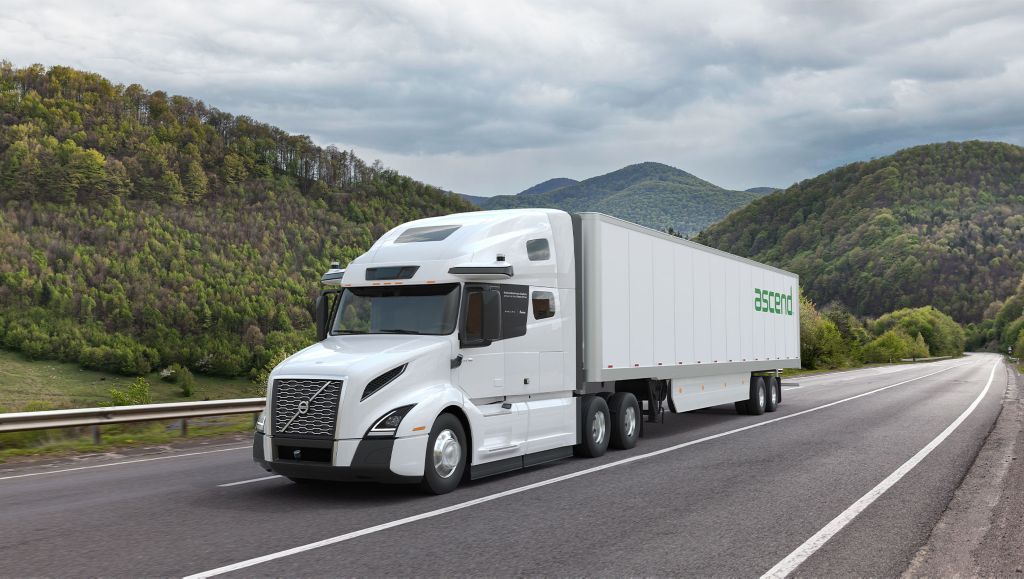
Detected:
[3,0,1023,195]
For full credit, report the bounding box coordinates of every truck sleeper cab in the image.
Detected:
[253,209,800,494]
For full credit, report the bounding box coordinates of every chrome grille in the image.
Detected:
[271,379,343,438]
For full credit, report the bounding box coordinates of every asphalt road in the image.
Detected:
[0,353,1007,577]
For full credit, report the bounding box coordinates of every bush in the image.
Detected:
[862,329,925,363]
[250,350,291,397]
[109,377,152,406]
[800,295,848,369]
[871,306,965,357]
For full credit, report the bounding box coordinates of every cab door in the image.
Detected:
[457,284,528,458]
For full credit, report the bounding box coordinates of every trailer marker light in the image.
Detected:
[607,365,613,368]
[634,364,639,367]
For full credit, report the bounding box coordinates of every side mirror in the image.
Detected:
[314,294,330,341]
[482,288,501,341]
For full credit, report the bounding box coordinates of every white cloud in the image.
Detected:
[2,0,1023,194]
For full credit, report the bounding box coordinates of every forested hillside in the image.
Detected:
[698,141,1024,323]
[0,62,474,377]
[476,162,761,235]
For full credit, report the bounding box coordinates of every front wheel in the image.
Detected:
[574,395,610,458]
[420,413,467,495]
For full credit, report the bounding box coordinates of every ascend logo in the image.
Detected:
[755,287,794,316]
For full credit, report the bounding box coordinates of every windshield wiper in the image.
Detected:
[376,329,419,334]
[335,330,367,335]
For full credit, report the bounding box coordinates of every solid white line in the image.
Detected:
[184,362,968,579]
[760,358,1000,579]
[0,445,250,482]
[218,475,283,487]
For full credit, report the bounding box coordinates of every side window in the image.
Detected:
[462,286,501,347]
[526,238,550,261]
[532,291,556,320]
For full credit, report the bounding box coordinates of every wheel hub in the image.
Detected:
[432,429,461,479]
[623,406,637,437]
[592,409,607,444]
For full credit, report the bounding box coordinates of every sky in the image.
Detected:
[3,0,1023,196]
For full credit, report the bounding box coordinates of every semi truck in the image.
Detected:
[253,209,801,493]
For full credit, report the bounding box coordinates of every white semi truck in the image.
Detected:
[253,209,800,493]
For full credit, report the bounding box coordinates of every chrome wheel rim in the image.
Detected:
[758,385,766,409]
[432,429,461,479]
[592,409,607,444]
[770,382,778,405]
[623,406,637,438]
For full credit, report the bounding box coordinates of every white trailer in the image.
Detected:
[253,209,800,493]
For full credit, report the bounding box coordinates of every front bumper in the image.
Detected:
[253,432,423,484]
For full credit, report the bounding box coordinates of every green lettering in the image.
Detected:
[754,289,762,312]
[774,292,781,314]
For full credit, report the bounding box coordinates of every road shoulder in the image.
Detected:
[904,360,1024,576]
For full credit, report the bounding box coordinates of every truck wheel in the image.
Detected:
[608,392,640,450]
[420,413,467,495]
[765,377,780,412]
[747,376,767,416]
[574,395,610,458]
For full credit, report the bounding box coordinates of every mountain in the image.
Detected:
[458,193,489,205]
[0,62,474,377]
[516,177,578,197]
[476,162,759,235]
[745,187,779,195]
[698,141,1024,323]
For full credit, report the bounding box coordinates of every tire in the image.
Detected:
[747,376,767,416]
[608,392,640,450]
[419,413,467,495]
[574,395,610,458]
[765,376,780,412]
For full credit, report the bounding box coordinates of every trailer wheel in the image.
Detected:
[420,413,467,495]
[765,377,780,412]
[608,392,640,450]
[746,376,767,416]
[574,395,610,458]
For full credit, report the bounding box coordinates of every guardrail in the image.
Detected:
[0,398,266,443]
[900,356,953,363]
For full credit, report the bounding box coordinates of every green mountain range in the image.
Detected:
[470,162,765,235]
[0,62,473,377]
[698,141,1024,324]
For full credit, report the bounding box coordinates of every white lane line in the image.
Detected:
[218,475,283,487]
[760,358,1000,579]
[184,362,968,579]
[0,445,250,482]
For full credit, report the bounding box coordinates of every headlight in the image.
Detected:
[365,405,415,438]
[255,411,267,433]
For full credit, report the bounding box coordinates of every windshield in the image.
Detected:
[331,283,460,336]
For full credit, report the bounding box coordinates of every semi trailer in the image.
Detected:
[253,209,800,493]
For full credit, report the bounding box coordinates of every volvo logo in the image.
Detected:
[297,400,310,414]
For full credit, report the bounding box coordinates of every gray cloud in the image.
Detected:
[2,0,1023,195]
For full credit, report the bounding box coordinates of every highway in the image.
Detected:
[0,353,1008,577]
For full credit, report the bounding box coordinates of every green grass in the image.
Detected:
[0,348,257,412]
[0,349,260,462]
[0,415,253,463]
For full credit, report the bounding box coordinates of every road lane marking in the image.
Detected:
[218,475,283,487]
[761,358,1000,579]
[0,445,250,482]
[185,362,969,578]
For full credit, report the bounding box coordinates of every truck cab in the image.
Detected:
[253,209,581,493]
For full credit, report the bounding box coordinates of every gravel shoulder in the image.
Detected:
[904,360,1024,576]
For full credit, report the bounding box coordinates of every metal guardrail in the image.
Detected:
[900,356,953,363]
[0,398,266,441]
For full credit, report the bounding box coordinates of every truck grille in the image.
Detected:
[270,379,343,438]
